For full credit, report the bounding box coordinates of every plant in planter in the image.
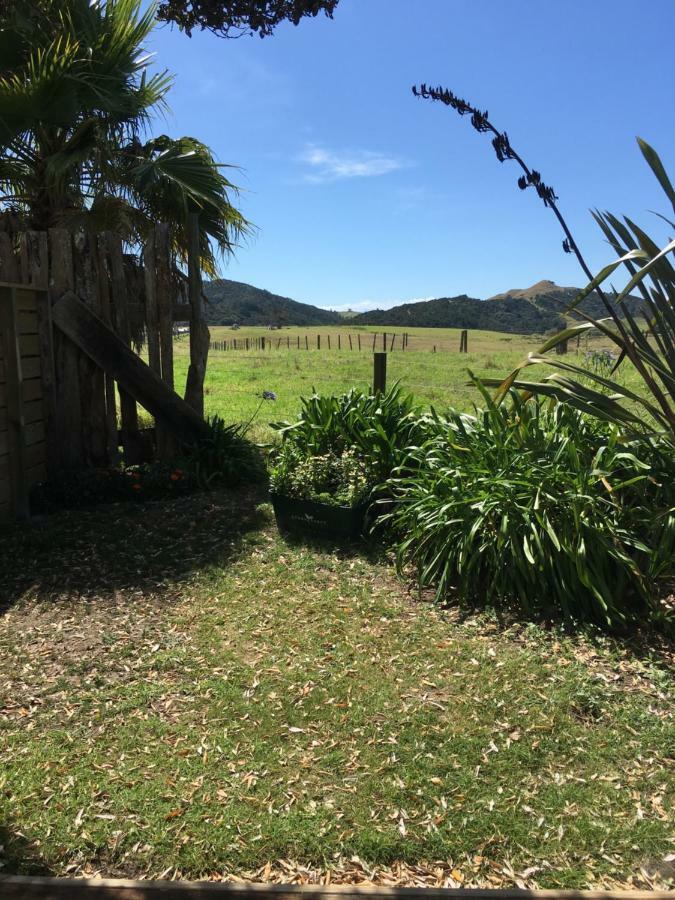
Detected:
[269,445,372,539]
[268,386,420,539]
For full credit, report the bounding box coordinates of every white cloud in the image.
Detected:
[300,144,406,183]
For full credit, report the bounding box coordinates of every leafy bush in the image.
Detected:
[180,415,267,489]
[269,447,370,507]
[381,392,674,627]
[271,385,420,484]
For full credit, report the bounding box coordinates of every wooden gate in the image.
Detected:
[0,220,210,524]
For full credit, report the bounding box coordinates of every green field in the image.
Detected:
[173,325,630,440]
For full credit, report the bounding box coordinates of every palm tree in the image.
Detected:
[0,0,249,273]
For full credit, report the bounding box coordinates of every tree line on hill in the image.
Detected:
[204,277,645,333]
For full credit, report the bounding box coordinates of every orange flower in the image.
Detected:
[170,472,182,482]
[132,483,142,491]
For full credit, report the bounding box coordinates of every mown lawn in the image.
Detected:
[1,488,672,888]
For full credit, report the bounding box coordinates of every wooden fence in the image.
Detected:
[208,331,473,354]
[0,221,209,523]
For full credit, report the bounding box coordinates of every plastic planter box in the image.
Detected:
[270,493,367,541]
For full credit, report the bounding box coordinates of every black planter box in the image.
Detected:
[270,493,367,541]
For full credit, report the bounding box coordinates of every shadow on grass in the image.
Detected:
[0,824,52,876]
[0,486,270,614]
[276,527,390,566]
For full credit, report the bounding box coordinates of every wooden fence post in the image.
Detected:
[373,352,387,394]
[459,330,468,353]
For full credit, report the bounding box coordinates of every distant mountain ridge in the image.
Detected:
[203,277,644,333]
[353,294,562,333]
[355,279,645,333]
[488,279,644,320]
[203,278,341,327]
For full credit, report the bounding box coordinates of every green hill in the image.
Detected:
[354,293,564,333]
[354,280,646,333]
[202,278,645,333]
[489,279,645,321]
[203,279,341,327]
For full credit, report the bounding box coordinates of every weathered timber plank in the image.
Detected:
[23,399,43,425]
[34,292,56,475]
[75,232,107,466]
[24,419,45,446]
[0,234,19,283]
[49,229,82,469]
[0,408,6,429]
[19,234,55,475]
[25,461,46,487]
[0,876,673,900]
[18,309,38,335]
[107,233,140,464]
[96,235,119,465]
[0,380,42,406]
[0,286,29,518]
[16,289,38,312]
[22,377,42,403]
[19,231,49,289]
[25,440,46,469]
[0,431,7,455]
[52,292,209,446]
[18,334,39,356]
[17,357,40,379]
[0,500,10,522]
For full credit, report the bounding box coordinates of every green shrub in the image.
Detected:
[380,393,674,627]
[180,416,267,490]
[269,447,370,507]
[270,385,420,484]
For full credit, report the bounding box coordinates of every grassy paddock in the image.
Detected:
[0,489,673,887]
[172,326,632,440]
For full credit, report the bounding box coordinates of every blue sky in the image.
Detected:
[148,0,675,310]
